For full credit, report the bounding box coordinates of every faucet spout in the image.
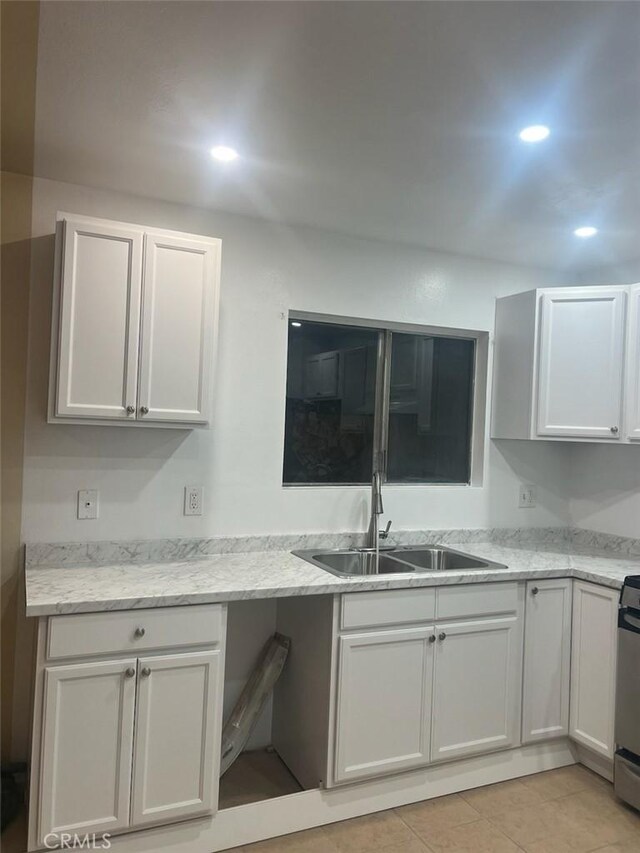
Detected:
[367,471,388,548]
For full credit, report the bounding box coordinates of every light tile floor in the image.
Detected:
[232,766,640,853]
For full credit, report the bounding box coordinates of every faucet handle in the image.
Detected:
[380,520,392,540]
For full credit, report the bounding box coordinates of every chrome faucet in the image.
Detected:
[367,470,392,548]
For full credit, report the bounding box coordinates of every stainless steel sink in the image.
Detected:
[292,545,507,577]
[393,547,498,571]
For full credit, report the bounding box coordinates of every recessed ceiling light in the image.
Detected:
[574,226,598,238]
[290,321,302,327]
[518,125,550,143]
[210,145,239,163]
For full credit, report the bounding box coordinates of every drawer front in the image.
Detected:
[47,604,224,660]
[436,582,519,620]
[341,588,436,631]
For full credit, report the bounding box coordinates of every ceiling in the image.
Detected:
[32,1,640,271]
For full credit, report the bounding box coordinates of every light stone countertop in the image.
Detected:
[24,542,640,617]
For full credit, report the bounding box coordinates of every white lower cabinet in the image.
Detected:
[334,628,434,783]
[569,581,618,759]
[131,651,222,826]
[430,616,522,762]
[332,585,524,783]
[32,605,226,849]
[38,659,137,843]
[522,579,572,743]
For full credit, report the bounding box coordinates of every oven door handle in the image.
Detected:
[619,609,640,634]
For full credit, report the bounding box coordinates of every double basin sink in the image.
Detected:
[293,545,508,578]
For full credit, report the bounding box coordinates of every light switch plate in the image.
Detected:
[77,489,99,519]
[184,486,203,516]
[518,484,537,509]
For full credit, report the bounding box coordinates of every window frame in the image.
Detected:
[283,311,488,488]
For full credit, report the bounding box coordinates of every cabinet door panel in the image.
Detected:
[138,233,220,423]
[38,659,136,845]
[131,650,223,827]
[522,579,572,743]
[56,218,143,419]
[334,628,434,783]
[431,616,522,762]
[536,287,626,438]
[626,284,640,440]
[570,582,618,758]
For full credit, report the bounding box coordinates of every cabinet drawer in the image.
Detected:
[341,588,435,631]
[436,583,519,620]
[47,604,224,660]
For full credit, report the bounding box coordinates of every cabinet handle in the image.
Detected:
[134,627,146,638]
[141,667,151,677]
[126,405,135,415]
[125,667,136,678]
[610,426,619,434]
[428,634,436,643]
[531,586,539,595]
[140,406,149,415]
[438,632,446,641]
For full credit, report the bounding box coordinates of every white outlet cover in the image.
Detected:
[77,489,99,520]
[518,484,537,509]
[184,485,204,516]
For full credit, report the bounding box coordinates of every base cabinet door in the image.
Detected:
[334,628,434,783]
[131,650,223,827]
[522,579,572,743]
[570,581,618,758]
[38,659,136,846]
[431,616,522,762]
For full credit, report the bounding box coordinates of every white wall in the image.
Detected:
[22,176,572,546]
[568,445,640,539]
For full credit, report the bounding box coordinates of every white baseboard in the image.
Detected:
[106,740,576,853]
[571,741,614,782]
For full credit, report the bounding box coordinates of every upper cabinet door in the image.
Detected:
[536,288,626,439]
[138,233,220,424]
[625,284,640,440]
[56,217,143,419]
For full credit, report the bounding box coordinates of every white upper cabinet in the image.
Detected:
[625,284,640,441]
[492,285,635,442]
[536,288,626,439]
[55,218,144,420]
[138,233,217,423]
[50,213,221,428]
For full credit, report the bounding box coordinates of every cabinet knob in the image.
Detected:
[125,667,136,678]
[610,426,619,434]
[141,667,151,677]
[428,634,436,643]
[438,632,446,641]
[126,405,135,415]
[531,586,539,595]
[140,406,149,415]
[134,627,145,638]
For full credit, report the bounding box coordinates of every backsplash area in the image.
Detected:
[24,525,640,569]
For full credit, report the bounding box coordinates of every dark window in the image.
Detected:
[283,321,379,484]
[387,334,474,484]
[283,319,475,485]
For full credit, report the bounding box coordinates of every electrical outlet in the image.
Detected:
[77,489,99,520]
[519,484,537,509]
[184,486,204,516]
